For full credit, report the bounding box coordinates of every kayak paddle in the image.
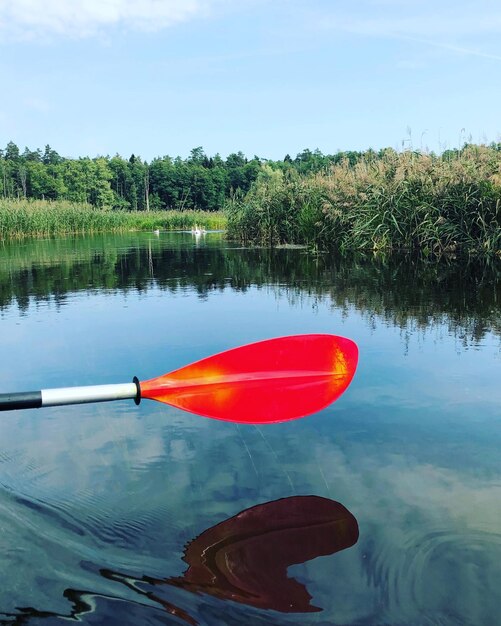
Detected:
[0,334,358,423]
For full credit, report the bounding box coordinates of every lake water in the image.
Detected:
[0,232,500,626]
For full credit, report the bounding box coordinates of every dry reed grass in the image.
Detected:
[226,146,501,255]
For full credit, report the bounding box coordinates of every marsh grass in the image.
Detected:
[0,199,226,239]
[226,145,501,255]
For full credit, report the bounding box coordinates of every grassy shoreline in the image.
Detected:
[0,199,226,240]
[3,143,501,257]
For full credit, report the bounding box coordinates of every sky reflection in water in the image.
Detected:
[0,233,499,625]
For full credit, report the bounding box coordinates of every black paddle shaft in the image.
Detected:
[0,391,42,411]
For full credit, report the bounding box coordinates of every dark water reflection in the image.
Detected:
[5,497,358,625]
[0,232,500,625]
[105,496,358,623]
[1,233,499,348]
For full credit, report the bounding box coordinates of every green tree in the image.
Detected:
[26,161,65,199]
[5,141,20,162]
[42,144,63,165]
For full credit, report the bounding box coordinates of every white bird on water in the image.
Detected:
[191,224,207,236]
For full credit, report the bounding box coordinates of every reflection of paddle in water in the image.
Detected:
[167,494,359,612]
[103,495,359,622]
[7,496,358,625]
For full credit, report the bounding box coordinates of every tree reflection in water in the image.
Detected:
[1,233,498,346]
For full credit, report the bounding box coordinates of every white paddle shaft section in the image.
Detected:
[41,383,138,407]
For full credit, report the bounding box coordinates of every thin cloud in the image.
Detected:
[0,0,215,40]
[335,14,501,39]
[312,2,501,62]
[356,0,501,37]
[399,35,501,63]
[330,10,501,38]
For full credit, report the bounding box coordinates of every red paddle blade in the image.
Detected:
[139,334,358,424]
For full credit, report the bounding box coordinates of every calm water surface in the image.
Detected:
[0,232,500,626]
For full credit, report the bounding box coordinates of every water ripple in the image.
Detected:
[362,525,501,625]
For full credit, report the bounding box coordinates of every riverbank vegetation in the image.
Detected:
[227,145,501,255]
[1,140,500,253]
[0,200,225,239]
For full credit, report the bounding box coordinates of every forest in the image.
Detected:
[0,141,363,212]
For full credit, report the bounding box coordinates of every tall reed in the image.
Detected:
[226,145,501,255]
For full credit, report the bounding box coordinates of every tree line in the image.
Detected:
[0,141,365,211]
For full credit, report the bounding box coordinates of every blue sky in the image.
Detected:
[0,0,500,161]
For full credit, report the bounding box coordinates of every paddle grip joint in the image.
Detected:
[132,376,141,405]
